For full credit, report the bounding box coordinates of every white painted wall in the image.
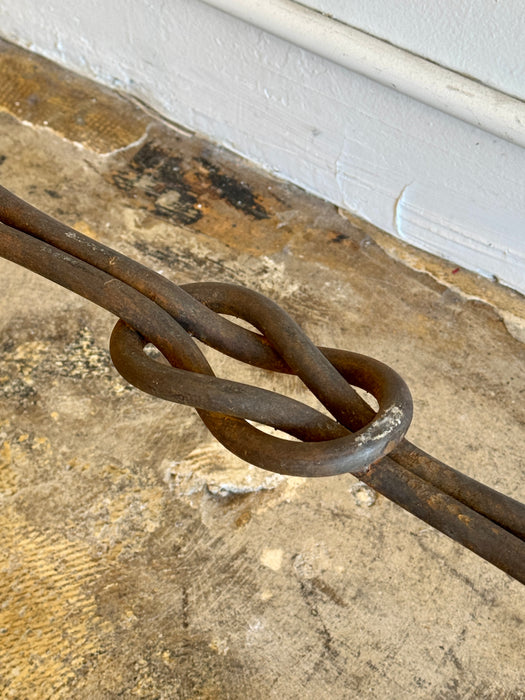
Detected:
[0,0,524,294]
[308,0,525,101]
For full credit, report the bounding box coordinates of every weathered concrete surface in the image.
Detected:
[0,41,524,699]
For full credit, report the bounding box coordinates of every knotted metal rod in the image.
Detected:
[0,184,524,584]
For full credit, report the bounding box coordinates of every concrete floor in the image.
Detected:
[0,41,524,699]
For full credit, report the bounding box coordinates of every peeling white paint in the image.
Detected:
[393,183,412,237]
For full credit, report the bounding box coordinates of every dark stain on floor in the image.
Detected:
[112,141,203,226]
[198,158,269,220]
[0,319,116,411]
[131,239,238,282]
[110,139,270,227]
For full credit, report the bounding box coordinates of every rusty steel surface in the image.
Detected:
[0,183,524,584]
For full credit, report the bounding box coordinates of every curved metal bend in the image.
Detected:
[0,184,524,584]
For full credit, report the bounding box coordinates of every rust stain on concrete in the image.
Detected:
[0,40,151,153]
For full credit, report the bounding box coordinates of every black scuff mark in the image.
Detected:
[132,239,238,281]
[112,141,203,226]
[198,158,269,220]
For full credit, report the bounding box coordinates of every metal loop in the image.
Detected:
[109,308,413,477]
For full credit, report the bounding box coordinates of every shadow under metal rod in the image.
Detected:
[0,184,524,584]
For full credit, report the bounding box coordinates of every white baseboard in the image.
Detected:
[1,0,524,294]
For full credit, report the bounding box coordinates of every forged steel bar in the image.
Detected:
[0,184,524,584]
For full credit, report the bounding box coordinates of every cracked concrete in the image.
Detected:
[0,40,524,699]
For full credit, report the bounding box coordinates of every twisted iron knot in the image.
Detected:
[109,281,413,477]
[1,183,524,583]
[0,185,413,477]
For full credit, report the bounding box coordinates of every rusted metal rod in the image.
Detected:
[1,184,524,584]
